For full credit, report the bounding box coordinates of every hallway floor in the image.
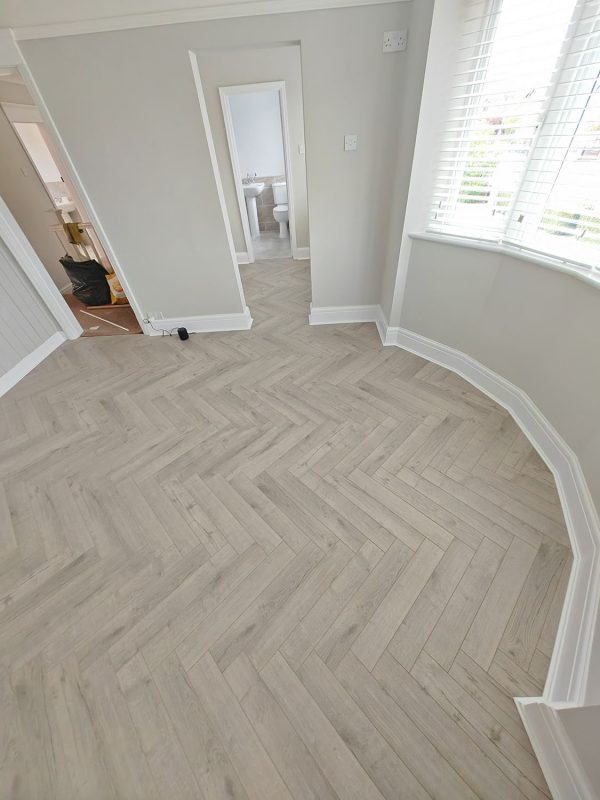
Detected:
[0,258,571,799]
[64,292,142,336]
[252,229,292,259]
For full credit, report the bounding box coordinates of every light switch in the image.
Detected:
[298,143,305,154]
[344,134,358,151]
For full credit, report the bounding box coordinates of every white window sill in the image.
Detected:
[409,232,600,291]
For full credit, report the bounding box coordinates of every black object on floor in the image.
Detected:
[178,327,189,340]
[60,256,110,306]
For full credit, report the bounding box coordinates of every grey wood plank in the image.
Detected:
[335,651,479,800]
[261,652,386,800]
[0,259,571,799]
[188,654,294,800]
[462,538,539,671]
[298,652,431,800]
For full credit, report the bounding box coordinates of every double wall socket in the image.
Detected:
[383,30,408,52]
[344,134,358,151]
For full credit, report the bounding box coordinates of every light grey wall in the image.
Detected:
[196,43,309,253]
[20,29,246,319]
[379,0,434,320]
[399,238,600,513]
[20,2,419,312]
[398,237,600,730]
[556,705,600,792]
[0,232,60,376]
[0,80,67,290]
[230,90,285,179]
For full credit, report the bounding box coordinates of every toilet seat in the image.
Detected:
[274,204,288,213]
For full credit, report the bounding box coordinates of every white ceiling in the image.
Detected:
[0,0,410,32]
[0,0,288,28]
[0,0,343,29]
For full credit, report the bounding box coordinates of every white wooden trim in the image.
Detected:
[0,195,82,339]
[236,251,251,264]
[515,700,596,800]
[379,323,600,708]
[12,50,150,334]
[219,81,300,261]
[146,306,252,335]
[0,331,65,397]
[1,101,43,123]
[8,0,409,42]
[279,82,299,260]
[295,246,310,260]
[308,303,382,325]
[370,320,600,795]
[219,86,256,264]
[1,100,67,210]
[189,51,250,318]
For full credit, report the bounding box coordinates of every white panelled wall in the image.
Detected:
[0,232,62,394]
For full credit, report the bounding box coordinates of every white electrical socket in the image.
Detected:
[344,134,358,152]
[148,311,164,320]
[383,29,408,52]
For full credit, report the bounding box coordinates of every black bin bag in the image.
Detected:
[59,256,110,306]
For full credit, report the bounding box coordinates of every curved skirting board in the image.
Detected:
[309,304,600,797]
[514,699,597,800]
[380,319,600,800]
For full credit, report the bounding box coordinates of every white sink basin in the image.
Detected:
[243,182,265,199]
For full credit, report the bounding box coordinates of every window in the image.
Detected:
[429,0,600,274]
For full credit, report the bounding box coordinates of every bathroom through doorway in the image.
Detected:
[220,81,307,262]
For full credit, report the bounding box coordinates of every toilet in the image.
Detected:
[272,181,289,238]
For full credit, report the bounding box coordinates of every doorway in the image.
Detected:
[220,82,301,262]
[0,71,141,336]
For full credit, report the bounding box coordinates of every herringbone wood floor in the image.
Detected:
[0,258,572,799]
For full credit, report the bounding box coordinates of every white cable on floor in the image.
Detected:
[79,309,130,332]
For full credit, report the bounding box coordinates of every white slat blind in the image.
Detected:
[429,0,600,274]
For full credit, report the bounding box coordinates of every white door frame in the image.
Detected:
[8,58,149,333]
[219,81,299,261]
[0,194,82,339]
[2,101,85,218]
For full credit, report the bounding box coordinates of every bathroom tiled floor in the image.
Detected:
[253,230,292,259]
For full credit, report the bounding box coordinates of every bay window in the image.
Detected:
[429,0,600,274]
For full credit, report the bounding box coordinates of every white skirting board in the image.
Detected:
[380,321,600,800]
[514,699,596,800]
[237,248,309,264]
[309,304,600,798]
[308,303,381,325]
[0,331,66,398]
[146,306,253,336]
